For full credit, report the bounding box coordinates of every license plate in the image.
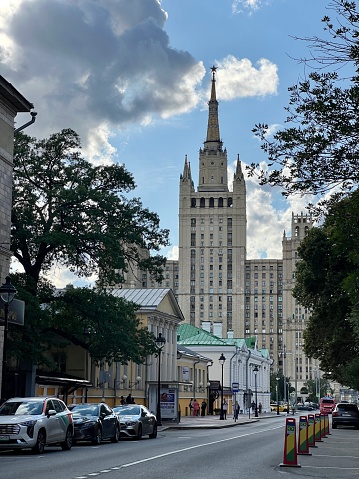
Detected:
[0,435,10,441]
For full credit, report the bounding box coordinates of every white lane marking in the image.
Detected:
[121,425,283,468]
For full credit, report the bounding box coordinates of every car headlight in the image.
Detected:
[124,421,137,427]
[19,420,37,438]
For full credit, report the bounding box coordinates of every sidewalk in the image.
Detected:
[158,412,278,431]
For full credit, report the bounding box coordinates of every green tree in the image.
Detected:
[248,0,359,212]
[9,129,170,366]
[293,191,359,388]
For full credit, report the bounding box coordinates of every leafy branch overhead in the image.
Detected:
[248,0,359,212]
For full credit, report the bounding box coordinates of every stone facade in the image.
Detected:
[0,75,33,396]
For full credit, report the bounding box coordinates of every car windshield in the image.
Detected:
[0,400,44,416]
[114,406,140,416]
[70,405,99,416]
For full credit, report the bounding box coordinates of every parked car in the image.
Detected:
[297,404,315,411]
[332,403,359,429]
[113,405,157,439]
[0,396,74,453]
[68,403,120,444]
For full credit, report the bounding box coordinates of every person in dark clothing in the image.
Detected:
[120,396,126,405]
[201,400,207,417]
[126,394,132,404]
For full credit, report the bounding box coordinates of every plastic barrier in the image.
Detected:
[297,415,311,455]
[324,413,330,435]
[320,413,327,438]
[315,413,323,442]
[307,414,316,448]
[279,417,301,467]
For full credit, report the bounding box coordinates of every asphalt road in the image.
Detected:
[2,416,359,479]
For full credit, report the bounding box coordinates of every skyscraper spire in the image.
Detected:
[205,65,221,145]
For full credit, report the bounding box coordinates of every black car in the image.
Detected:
[332,403,359,429]
[68,403,120,444]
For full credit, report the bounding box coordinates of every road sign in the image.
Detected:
[232,382,239,392]
[290,392,296,397]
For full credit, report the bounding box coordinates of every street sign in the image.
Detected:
[232,382,239,392]
[290,392,296,397]
[0,299,25,326]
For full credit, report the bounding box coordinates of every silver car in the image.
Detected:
[113,405,157,439]
[0,397,74,453]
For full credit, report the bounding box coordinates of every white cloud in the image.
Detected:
[215,56,278,100]
[232,0,271,15]
[0,0,204,161]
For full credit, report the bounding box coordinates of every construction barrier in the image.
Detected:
[324,413,330,435]
[298,415,311,455]
[315,413,323,442]
[307,414,316,448]
[320,413,327,438]
[279,417,301,467]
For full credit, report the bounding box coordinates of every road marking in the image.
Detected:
[302,466,359,470]
[73,425,283,478]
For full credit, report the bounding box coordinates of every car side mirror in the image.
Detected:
[141,411,146,417]
[101,412,106,418]
[47,409,57,417]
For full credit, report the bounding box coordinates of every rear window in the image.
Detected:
[321,399,334,404]
[337,404,358,411]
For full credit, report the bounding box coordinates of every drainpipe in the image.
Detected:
[14,111,37,133]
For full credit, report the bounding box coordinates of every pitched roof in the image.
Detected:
[110,288,185,320]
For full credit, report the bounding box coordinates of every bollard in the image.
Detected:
[324,413,331,435]
[297,415,311,455]
[307,414,316,448]
[315,413,323,442]
[279,417,301,467]
[320,413,327,438]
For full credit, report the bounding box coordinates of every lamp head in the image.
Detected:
[219,353,226,365]
[0,276,17,304]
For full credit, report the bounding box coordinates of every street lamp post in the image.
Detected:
[0,276,17,402]
[253,364,259,418]
[219,353,226,420]
[276,376,280,415]
[155,332,166,426]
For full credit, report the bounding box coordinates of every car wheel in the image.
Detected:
[61,427,73,450]
[32,430,46,454]
[111,424,120,443]
[149,423,157,439]
[92,427,102,445]
[135,424,142,440]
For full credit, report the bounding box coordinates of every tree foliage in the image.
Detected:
[293,190,359,388]
[9,129,170,367]
[248,0,359,212]
[12,128,169,290]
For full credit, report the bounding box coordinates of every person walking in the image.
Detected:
[223,399,228,419]
[189,398,194,416]
[258,402,262,414]
[193,399,200,417]
[120,396,126,405]
[201,400,207,417]
[234,401,240,420]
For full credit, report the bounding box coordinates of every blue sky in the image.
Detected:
[1,0,329,286]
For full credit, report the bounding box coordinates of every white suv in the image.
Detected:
[0,397,74,453]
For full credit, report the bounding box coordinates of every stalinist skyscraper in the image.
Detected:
[121,67,319,394]
[177,66,247,338]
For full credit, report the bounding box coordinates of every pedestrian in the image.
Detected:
[258,402,262,414]
[201,400,207,417]
[251,401,255,413]
[126,393,132,404]
[223,399,228,419]
[189,398,194,416]
[234,401,240,420]
[120,396,126,405]
[193,399,200,417]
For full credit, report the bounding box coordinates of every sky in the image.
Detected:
[1,0,330,287]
